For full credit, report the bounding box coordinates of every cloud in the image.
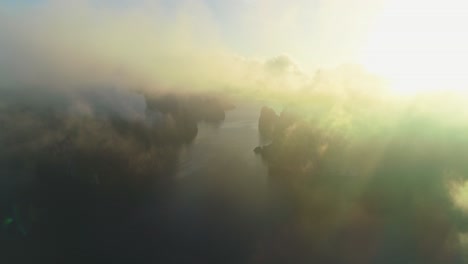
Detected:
[0,0,318,95]
[265,54,303,75]
[251,92,468,262]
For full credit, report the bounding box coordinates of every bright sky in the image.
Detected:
[361,0,468,94]
[1,0,468,94]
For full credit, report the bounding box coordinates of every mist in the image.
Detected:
[2,1,468,264]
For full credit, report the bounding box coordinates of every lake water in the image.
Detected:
[143,100,273,262]
[173,100,270,211]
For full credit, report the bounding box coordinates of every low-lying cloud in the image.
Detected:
[0,1,320,94]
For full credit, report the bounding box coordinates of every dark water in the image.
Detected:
[177,101,267,180]
[172,100,269,222]
[160,101,271,263]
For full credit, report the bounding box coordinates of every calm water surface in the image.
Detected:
[174,100,270,210]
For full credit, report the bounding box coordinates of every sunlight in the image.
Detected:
[360,0,468,95]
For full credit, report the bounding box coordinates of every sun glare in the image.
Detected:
[360,0,468,95]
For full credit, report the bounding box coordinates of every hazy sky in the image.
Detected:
[0,0,382,69]
[1,0,468,93]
